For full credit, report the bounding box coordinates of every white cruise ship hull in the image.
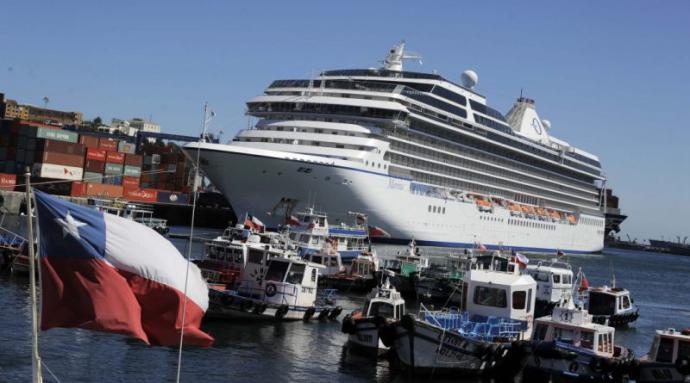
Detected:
[189,143,604,254]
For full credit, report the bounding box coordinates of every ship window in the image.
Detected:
[588,292,616,315]
[473,286,507,308]
[581,331,594,350]
[428,205,432,212]
[527,288,532,313]
[286,263,306,285]
[311,268,317,282]
[442,207,446,214]
[336,144,345,149]
[534,324,548,341]
[265,261,289,282]
[622,295,631,309]
[311,255,323,265]
[553,274,561,284]
[248,249,264,264]
[678,340,690,360]
[512,291,527,310]
[554,328,575,344]
[369,302,395,317]
[657,338,675,363]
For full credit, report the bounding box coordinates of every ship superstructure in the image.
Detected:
[187,42,607,253]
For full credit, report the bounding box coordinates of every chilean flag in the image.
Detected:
[243,214,264,232]
[285,215,301,226]
[34,190,213,347]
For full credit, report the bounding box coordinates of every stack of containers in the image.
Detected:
[0,173,17,190]
[140,153,161,188]
[104,151,124,185]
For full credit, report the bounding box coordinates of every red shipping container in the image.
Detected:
[86,148,107,161]
[36,152,85,168]
[124,153,143,167]
[124,188,157,202]
[98,138,118,151]
[85,183,123,198]
[84,160,105,173]
[122,176,140,190]
[36,139,85,156]
[106,151,125,164]
[79,135,100,149]
[71,181,86,197]
[0,173,17,190]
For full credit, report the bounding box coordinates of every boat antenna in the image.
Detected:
[25,169,44,383]
[175,102,213,383]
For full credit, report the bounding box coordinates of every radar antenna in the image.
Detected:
[382,40,422,72]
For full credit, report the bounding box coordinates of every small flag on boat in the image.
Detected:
[579,273,590,292]
[285,215,300,226]
[475,241,487,250]
[368,225,390,238]
[514,252,530,268]
[34,191,213,347]
[244,214,264,232]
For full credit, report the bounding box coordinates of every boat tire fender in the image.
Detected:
[329,306,343,320]
[275,305,289,319]
[318,308,330,320]
[304,307,316,321]
[265,283,277,298]
[373,315,387,328]
[569,361,579,373]
[241,299,254,312]
[254,303,267,315]
[341,315,355,334]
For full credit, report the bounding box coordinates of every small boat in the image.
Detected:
[586,285,639,327]
[475,198,493,212]
[629,327,690,383]
[341,279,406,353]
[385,240,430,296]
[526,259,576,317]
[89,199,169,235]
[207,247,341,321]
[523,306,635,382]
[414,253,470,304]
[320,250,381,292]
[303,239,346,276]
[379,255,536,378]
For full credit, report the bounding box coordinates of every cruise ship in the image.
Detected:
[186,42,607,253]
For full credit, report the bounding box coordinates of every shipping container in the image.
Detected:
[35,152,84,168]
[86,148,107,161]
[36,139,86,156]
[122,176,140,189]
[32,127,79,143]
[156,191,189,205]
[32,163,83,181]
[98,138,119,151]
[85,183,123,198]
[106,151,125,164]
[104,163,123,175]
[83,172,103,184]
[71,181,86,197]
[124,188,157,203]
[79,135,100,149]
[143,154,161,165]
[118,141,136,154]
[0,173,16,190]
[123,165,142,177]
[124,153,143,167]
[103,175,122,185]
[31,177,73,196]
[84,159,106,173]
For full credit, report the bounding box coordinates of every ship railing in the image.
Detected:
[0,223,27,251]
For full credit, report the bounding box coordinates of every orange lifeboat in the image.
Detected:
[476,198,493,212]
[567,214,577,224]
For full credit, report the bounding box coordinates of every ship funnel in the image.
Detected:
[505,97,551,143]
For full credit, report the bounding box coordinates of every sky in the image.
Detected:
[1,0,688,241]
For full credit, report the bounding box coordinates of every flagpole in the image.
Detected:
[25,170,43,383]
[176,102,210,383]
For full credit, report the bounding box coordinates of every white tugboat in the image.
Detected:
[633,327,690,383]
[586,283,639,327]
[523,306,634,382]
[320,249,381,292]
[341,279,405,353]
[385,239,431,296]
[379,255,536,378]
[526,258,575,317]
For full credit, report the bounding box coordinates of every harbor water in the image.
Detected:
[1,228,689,382]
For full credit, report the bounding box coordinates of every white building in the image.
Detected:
[110,118,161,136]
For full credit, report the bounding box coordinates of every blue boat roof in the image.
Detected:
[328,227,367,237]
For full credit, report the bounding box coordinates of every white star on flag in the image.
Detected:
[55,211,87,240]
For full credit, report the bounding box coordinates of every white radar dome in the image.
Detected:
[461,70,478,89]
[541,119,552,130]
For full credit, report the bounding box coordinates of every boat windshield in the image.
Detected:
[286,264,306,284]
[657,338,675,363]
[679,340,690,360]
[265,261,289,282]
[368,301,394,317]
[588,292,616,315]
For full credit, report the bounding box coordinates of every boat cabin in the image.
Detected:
[526,260,574,306]
[645,328,690,364]
[304,242,344,276]
[464,257,537,339]
[587,287,635,317]
[533,307,616,358]
[350,252,379,278]
[362,282,406,321]
[386,240,430,276]
[242,257,323,307]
